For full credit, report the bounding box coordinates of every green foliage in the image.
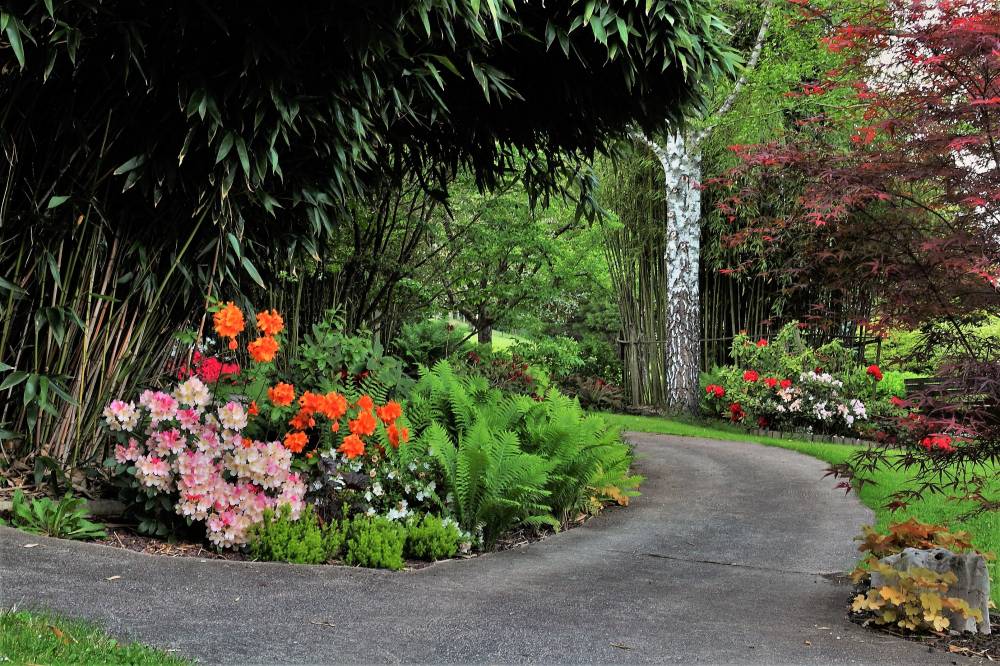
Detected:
[404,514,462,561]
[343,515,407,571]
[507,336,584,380]
[0,611,188,666]
[293,308,413,401]
[247,505,344,565]
[392,319,473,371]
[8,489,106,540]
[409,361,641,543]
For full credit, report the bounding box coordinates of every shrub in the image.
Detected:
[559,374,624,412]
[343,515,407,570]
[8,490,106,540]
[506,336,584,380]
[248,504,344,564]
[404,514,462,561]
[392,319,472,371]
[293,308,413,401]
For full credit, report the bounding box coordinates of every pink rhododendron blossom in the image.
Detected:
[103,400,140,432]
[103,378,307,549]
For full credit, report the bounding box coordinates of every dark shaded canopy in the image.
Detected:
[2,0,735,235]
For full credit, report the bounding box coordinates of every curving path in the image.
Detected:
[0,434,965,664]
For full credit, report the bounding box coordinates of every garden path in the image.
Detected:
[0,434,967,664]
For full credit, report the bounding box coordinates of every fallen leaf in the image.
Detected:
[48,625,75,644]
[105,575,122,581]
[610,643,632,651]
[804,641,812,646]
[23,543,39,548]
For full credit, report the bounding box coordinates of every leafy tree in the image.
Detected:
[720,0,1000,512]
[0,0,737,468]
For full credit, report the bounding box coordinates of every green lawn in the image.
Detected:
[0,610,187,665]
[602,412,1000,605]
[447,318,529,351]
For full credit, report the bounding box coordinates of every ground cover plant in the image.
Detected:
[0,610,187,665]
[602,411,1000,608]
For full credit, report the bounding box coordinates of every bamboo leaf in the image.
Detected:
[47,195,70,209]
[112,155,146,176]
[0,370,29,391]
[215,132,235,164]
[6,23,24,69]
[241,256,265,288]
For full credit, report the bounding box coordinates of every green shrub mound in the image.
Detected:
[404,514,462,561]
[248,505,343,565]
[343,515,407,571]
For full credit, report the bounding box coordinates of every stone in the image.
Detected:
[870,547,991,634]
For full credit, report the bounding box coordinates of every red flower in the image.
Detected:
[763,377,779,389]
[780,378,793,389]
[920,434,953,452]
[729,402,745,422]
[705,384,726,398]
[757,416,769,428]
[890,396,906,408]
[743,370,759,382]
[866,364,883,381]
[756,338,769,347]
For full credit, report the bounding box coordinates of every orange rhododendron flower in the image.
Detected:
[284,431,308,453]
[339,433,365,459]
[298,391,326,415]
[349,410,377,436]
[319,392,348,421]
[248,400,259,416]
[289,409,316,430]
[267,382,295,407]
[387,423,400,448]
[213,302,245,339]
[356,395,374,411]
[247,335,280,363]
[330,421,339,433]
[401,426,410,443]
[255,309,284,337]
[375,401,402,425]
[228,339,239,350]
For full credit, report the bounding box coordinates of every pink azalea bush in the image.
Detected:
[104,376,305,548]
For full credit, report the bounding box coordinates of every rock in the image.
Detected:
[871,547,991,634]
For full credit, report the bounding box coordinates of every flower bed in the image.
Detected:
[99,303,640,567]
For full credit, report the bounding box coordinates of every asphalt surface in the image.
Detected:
[1,433,966,664]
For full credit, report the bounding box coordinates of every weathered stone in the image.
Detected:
[871,547,991,634]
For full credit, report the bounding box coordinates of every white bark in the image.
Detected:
[636,132,702,412]
[631,0,774,414]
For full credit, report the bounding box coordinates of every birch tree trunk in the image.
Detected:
[643,132,702,412]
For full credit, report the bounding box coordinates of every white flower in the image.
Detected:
[371,482,384,497]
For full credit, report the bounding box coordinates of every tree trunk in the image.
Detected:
[651,132,702,413]
[478,324,493,345]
